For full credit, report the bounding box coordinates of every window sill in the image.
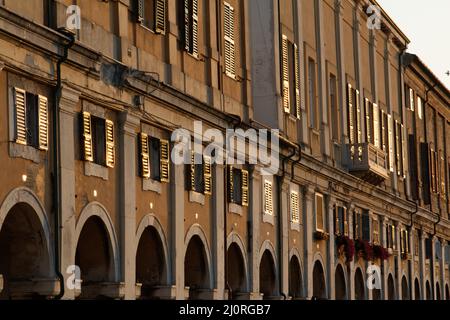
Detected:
[186,52,203,62]
[287,114,299,122]
[290,221,300,231]
[9,142,43,164]
[142,179,162,194]
[262,212,274,225]
[84,162,109,181]
[189,191,205,205]
[229,203,243,216]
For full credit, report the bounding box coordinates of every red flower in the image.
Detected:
[336,235,355,263]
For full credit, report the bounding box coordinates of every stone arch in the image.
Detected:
[312,259,327,299]
[335,263,347,300]
[288,248,304,299]
[426,280,432,300]
[387,273,396,300]
[414,278,421,300]
[226,232,249,296]
[354,267,365,300]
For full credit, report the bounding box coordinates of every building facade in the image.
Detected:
[0,0,448,300]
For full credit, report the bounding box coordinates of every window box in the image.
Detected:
[372,244,390,261]
[336,235,355,263]
[313,230,329,241]
[355,239,374,261]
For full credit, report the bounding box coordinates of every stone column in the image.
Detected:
[212,164,225,299]
[59,86,80,300]
[382,218,389,300]
[439,239,445,300]
[419,231,426,300]
[303,186,315,299]
[410,228,415,300]
[327,196,336,300]
[395,222,401,300]
[348,204,355,300]
[249,167,262,299]
[280,179,290,296]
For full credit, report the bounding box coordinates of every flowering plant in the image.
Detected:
[355,239,374,261]
[336,235,355,263]
[372,244,390,261]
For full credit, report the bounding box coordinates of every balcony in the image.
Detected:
[346,143,389,185]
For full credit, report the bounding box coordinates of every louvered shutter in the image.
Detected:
[160,139,170,182]
[137,0,144,22]
[282,35,290,113]
[203,155,212,194]
[184,0,191,51]
[192,0,199,56]
[373,103,380,148]
[38,95,48,150]
[315,193,324,231]
[241,169,249,206]
[420,143,431,204]
[14,87,27,145]
[373,218,379,244]
[139,133,150,178]
[227,166,234,203]
[294,44,301,119]
[395,121,401,176]
[82,112,94,162]
[347,84,354,144]
[334,206,339,234]
[408,135,419,200]
[105,120,115,168]
[365,98,371,144]
[401,124,406,178]
[291,191,299,223]
[155,0,166,33]
[189,151,196,191]
[264,181,273,215]
[224,2,236,77]
[439,151,446,197]
[355,90,361,144]
[409,88,414,111]
[388,114,394,172]
[343,207,348,236]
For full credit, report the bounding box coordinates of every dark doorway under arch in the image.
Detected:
[312,261,326,299]
[185,235,211,299]
[426,281,431,300]
[387,274,396,300]
[335,265,346,300]
[401,276,409,300]
[259,250,277,299]
[354,268,365,300]
[227,243,247,299]
[414,278,421,300]
[436,283,441,300]
[288,255,302,299]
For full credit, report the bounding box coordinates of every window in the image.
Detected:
[425,238,432,259]
[407,87,414,111]
[137,0,166,33]
[394,120,404,177]
[435,241,442,261]
[400,229,410,254]
[263,180,274,215]
[372,218,380,245]
[228,166,248,206]
[439,150,446,198]
[290,191,300,223]
[445,245,450,264]
[388,114,394,172]
[330,75,339,140]
[430,148,438,194]
[420,142,431,204]
[353,210,369,241]
[315,193,324,232]
[346,84,361,145]
[373,103,380,148]
[81,112,115,168]
[181,0,199,56]
[187,153,212,194]
[364,98,374,145]
[12,87,48,150]
[386,223,396,250]
[308,59,316,128]
[139,133,170,182]
[281,35,301,119]
[417,96,423,120]
[414,231,419,257]
[224,2,236,78]
[334,205,348,236]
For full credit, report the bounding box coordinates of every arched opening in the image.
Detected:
[414,278,421,300]
[288,255,302,299]
[445,284,449,300]
[259,250,277,299]
[185,235,210,299]
[75,216,115,299]
[227,243,247,299]
[0,203,51,299]
[312,261,326,299]
[387,274,396,300]
[354,268,365,300]
[335,265,346,300]
[136,226,167,299]
[436,283,441,300]
[401,276,409,300]
[426,281,431,300]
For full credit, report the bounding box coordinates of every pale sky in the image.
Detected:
[377,0,450,90]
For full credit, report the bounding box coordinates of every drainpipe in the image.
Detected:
[53,31,75,299]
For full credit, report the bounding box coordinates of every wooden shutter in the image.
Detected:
[105,120,115,168]
[355,90,361,144]
[37,95,48,150]
[365,98,371,144]
[408,135,419,200]
[439,151,446,198]
[343,207,348,236]
[155,0,166,33]
[388,114,394,172]
[380,110,386,151]
[184,0,191,51]
[14,87,27,145]
[401,124,406,178]
[189,151,196,191]
[290,191,299,223]
[409,88,414,111]
[347,84,354,144]
[391,225,396,250]
[373,103,380,148]
[400,229,405,254]
[417,96,423,119]
[373,218,379,245]
[362,211,370,241]
[354,211,361,239]
[294,44,301,119]
[430,149,436,193]
[224,2,236,77]
[203,155,212,194]
[192,0,199,56]
[282,35,290,113]
[82,112,94,162]
[420,143,431,204]
[139,133,150,178]
[137,0,144,22]
[160,139,170,182]
[334,206,339,235]
[227,166,234,203]
[395,121,401,176]
[264,181,273,215]
[241,169,249,206]
[315,193,324,231]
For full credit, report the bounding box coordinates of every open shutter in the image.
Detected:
[373,103,380,148]
[401,124,406,178]
[155,0,166,33]
[227,166,234,203]
[355,90,361,144]
[224,2,236,77]
[14,87,27,145]
[192,0,199,56]
[203,155,212,194]
[388,114,394,172]
[315,193,324,231]
[241,169,249,206]
[82,112,94,162]
[37,95,48,150]
[160,139,170,182]
[105,120,115,168]
[439,151,446,198]
[139,133,150,178]
[347,84,354,144]
[365,98,371,144]
[264,181,273,215]
[137,0,144,22]
[184,0,191,51]
[290,191,299,223]
[395,121,401,176]
[294,44,301,119]
[409,88,414,111]
[189,151,196,191]
[282,35,290,113]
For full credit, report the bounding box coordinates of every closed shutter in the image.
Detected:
[14,87,27,145]
[155,0,166,33]
[294,44,301,119]
[372,218,379,244]
[380,110,386,151]
[420,143,431,204]
[400,230,405,254]
[160,139,170,182]
[82,111,94,162]
[315,193,324,231]
[264,181,273,215]
[439,151,446,198]
[391,225,396,250]
[395,121,401,176]
[184,0,190,51]
[430,149,436,193]
[105,120,115,168]
[37,95,48,150]
[401,124,406,178]
[290,191,299,223]
[137,0,144,22]
[224,2,236,77]
[354,211,361,239]
[203,155,212,194]
[388,114,394,172]
[282,35,290,113]
[347,84,354,144]
[386,225,392,248]
[139,133,150,178]
[408,135,419,200]
[192,0,199,56]
[334,206,339,234]
[241,169,249,206]
[373,103,379,148]
[227,166,234,203]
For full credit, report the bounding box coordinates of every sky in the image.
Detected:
[376,0,450,90]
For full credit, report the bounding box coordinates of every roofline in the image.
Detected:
[372,0,410,45]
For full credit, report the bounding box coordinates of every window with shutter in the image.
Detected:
[425,238,432,259]
[408,88,415,111]
[37,95,48,150]
[241,169,249,207]
[420,143,431,204]
[224,2,236,78]
[91,116,106,166]
[227,165,234,203]
[188,151,196,191]
[334,206,339,235]
[290,191,300,223]
[400,229,405,254]
[388,114,394,172]
[365,99,373,144]
[408,134,419,200]
[343,207,348,236]
[330,75,338,140]
[439,150,446,198]
[315,193,324,232]
[430,148,437,193]
[417,96,423,120]
[282,35,290,113]
[355,90,361,144]
[25,92,38,148]
[160,139,170,182]
[105,120,115,168]
[387,224,392,248]
[354,211,361,239]
[373,103,379,148]
[372,218,379,245]
[414,231,419,256]
[203,155,212,194]
[361,210,370,242]
[264,181,274,215]
[347,84,355,146]
[183,0,199,56]
[192,0,199,56]
[308,59,316,129]
[294,44,301,119]
[155,0,166,33]
[137,0,145,22]
[391,225,396,250]
[395,121,402,176]
[381,110,387,152]
[82,112,94,162]
[334,206,346,235]
[139,133,151,179]
[13,87,27,145]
